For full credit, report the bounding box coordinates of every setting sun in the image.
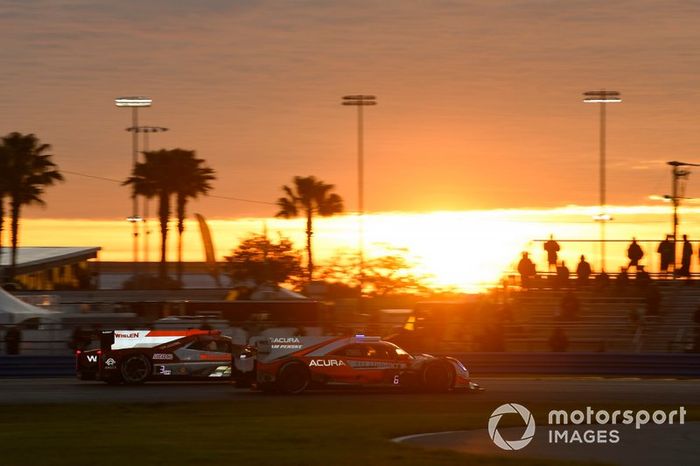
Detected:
[13,205,692,292]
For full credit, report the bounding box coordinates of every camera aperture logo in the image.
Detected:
[488,403,536,450]
[488,403,687,451]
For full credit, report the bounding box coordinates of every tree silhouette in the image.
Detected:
[172,151,215,282]
[319,252,431,297]
[275,176,343,280]
[0,132,64,279]
[224,233,303,287]
[124,149,178,279]
[124,149,215,281]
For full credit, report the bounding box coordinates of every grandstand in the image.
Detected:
[505,282,698,352]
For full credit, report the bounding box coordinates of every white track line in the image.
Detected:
[392,430,468,443]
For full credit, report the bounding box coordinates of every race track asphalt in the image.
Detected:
[0,376,699,405]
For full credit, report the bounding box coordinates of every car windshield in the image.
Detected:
[392,345,413,359]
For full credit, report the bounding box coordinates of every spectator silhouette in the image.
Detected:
[658,235,675,275]
[517,252,536,288]
[627,238,644,271]
[678,235,693,278]
[556,261,570,289]
[544,235,560,271]
[576,255,592,287]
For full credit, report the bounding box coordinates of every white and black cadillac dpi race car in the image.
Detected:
[76,329,254,385]
[254,335,481,394]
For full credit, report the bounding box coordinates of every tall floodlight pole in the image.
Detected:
[126,125,169,269]
[667,161,699,268]
[583,90,621,272]
[342,95,377,296]
[115,96,152,273]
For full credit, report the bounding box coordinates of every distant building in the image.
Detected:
[0,247,100,290]
[97,262,223,289]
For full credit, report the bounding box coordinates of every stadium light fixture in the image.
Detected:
[583,89,622,272]
[341,95,377,298]
[115,96,152,272]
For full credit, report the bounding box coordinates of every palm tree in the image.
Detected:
[275,176,343,280]
[124,149,179,279]
[172,151,215,282]
[0,132,64,279]
[124,148,215,281]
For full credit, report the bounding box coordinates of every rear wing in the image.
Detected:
[99,329,221,350]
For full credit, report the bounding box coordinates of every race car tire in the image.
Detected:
[421,362,454,392]
[120,354,151,385]
[276,360,310,395]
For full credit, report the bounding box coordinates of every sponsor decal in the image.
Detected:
[270,336,302,350]
[104,358,117,368]
[347,360,405,370]
[489,403,687,450]
[86,355,98,363]
[271,337,301,344]
[152,353,174,360]
[114,332,140,338]
[309,359,346,367]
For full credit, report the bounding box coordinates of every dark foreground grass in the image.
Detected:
[1,393,686,466]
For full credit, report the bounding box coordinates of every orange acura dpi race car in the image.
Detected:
[254,335,477,394]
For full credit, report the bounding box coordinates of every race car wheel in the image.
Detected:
[120,354,151,385]
[277,361,310,395]
[421,362,454,392]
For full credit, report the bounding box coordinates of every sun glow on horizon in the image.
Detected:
[8,204,695,292]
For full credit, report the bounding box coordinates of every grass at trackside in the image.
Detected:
[0,395,694,466]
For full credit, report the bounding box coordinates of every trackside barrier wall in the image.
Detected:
[0,356,75,377]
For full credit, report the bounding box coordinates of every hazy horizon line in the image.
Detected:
[11,202,693,222]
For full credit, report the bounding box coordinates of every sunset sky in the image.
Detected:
[3,1,700,289]
[2,0,700,219]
